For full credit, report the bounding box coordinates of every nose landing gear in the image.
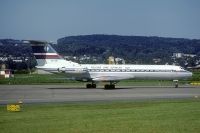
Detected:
[173,80,179,88]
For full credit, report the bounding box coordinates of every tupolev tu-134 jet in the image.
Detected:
[25,40,192,89]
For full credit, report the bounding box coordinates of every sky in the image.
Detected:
[0,0,200,41]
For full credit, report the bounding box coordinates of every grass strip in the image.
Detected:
[0,99,200,133]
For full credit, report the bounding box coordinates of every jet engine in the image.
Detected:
[58,67,88,74]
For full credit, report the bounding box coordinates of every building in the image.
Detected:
[0,64,13,78]
[153,58,161,64]
[173,53,183,58]
[0,69,12,78]
[115,57,125,64]
[173,53,196,58]
[108,56,115,64]
[183,54,196,58]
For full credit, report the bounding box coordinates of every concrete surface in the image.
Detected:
[0,85,200,104]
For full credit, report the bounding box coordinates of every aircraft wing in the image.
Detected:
[92,76,134,81]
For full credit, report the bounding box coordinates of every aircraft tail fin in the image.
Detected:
[24,40,64,67]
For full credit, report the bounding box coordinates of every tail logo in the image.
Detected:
[32,44,62,59]
[44,46,49,52]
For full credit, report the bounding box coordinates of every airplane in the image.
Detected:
[25,40,192,89]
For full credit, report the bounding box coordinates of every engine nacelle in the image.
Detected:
[58,67,88,74]
[57,67,66,73]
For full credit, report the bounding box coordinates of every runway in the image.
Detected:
[0,85,200,104]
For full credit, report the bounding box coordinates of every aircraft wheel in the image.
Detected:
[104,84,109,89]
[110,84,115,89]
[104,84,115,89]
[86,84,96,88]
[175,83,178,88]
[86,84,92,88]
[92,84,96,88]
[173,80,179,88]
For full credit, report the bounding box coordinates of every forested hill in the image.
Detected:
[1,35,200,65]
[56,35,200,63]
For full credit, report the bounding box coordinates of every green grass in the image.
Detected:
[0,99,200,133]
[192,71,200,81]
[0,74,192,86]
[0,74,83,85]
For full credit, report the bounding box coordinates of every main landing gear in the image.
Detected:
[86,81,117,89]
[86,83,96,88]
[104,82,117,89]
[104,84,115,89]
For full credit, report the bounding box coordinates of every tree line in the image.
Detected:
[0,35,200,70]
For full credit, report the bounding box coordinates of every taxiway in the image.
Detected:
[0,85,200,104]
